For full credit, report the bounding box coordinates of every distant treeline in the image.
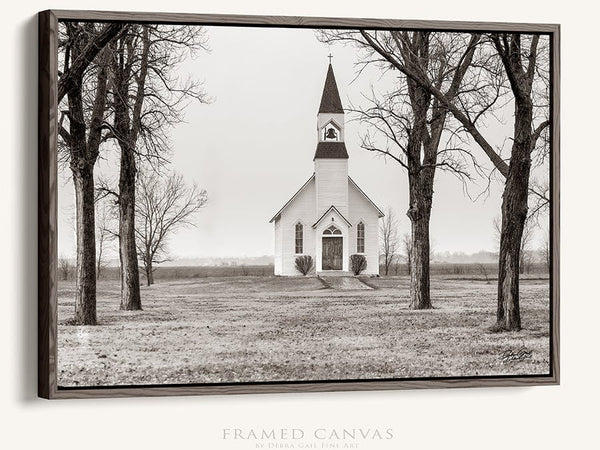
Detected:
[383,262,548,278]
[57,262,549,282]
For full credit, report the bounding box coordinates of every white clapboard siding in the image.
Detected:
[348,180,381,275]
[273,218,282,275]
[315,159,348,217]
[279,178,317,275]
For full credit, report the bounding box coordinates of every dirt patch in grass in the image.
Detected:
[57,275,551,387]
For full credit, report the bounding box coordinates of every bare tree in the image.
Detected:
[346,31,550,330]
[96,218,109,281]
[319,31,493,309]
[135,170,208,286]
[57,23,115,325]
[58,23,210,318]
[477,263,491,284]
[401,233,412,276]
[519,219,536,274]
[106,24,210,309]
[58,255,73,281]
[95,197,117,280]
[540,230,551,273]
[380,208,399,276]
[392,260,402,275]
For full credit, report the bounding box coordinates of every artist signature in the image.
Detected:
[499,346,533,363]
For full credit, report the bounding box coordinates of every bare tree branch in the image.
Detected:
[58,23,125,102]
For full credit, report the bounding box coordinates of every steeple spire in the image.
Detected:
[318,63,344,114]
[314,62,348,160]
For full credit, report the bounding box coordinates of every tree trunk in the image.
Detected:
[66,53,98,325]
[72,166,97,325]
[118,144,142,310]
[496,182,526,331]
[96,232,104,280]
[495,99,533,331]
[407,172,434,310]
[146,261,154,286]
[111,29,147,310]
[405,59,435,310]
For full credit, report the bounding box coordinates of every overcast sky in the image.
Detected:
[58,25,548,260]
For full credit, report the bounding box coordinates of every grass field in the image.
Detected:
[57,275,550,387]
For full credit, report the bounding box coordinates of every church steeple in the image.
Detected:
[318,63,344,114]
[314,63,348,160]
[314,62,349,217]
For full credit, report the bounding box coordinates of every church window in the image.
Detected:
[357,222,365,253]
[323,225,341,235]
[295,222,303,254]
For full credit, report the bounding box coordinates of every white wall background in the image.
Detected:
[1,0,597,448]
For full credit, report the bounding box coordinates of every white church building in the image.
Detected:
[270,63,384,276]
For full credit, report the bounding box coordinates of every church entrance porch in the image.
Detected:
[322,236,343,270]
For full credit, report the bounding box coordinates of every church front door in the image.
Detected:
[322,237,343,270]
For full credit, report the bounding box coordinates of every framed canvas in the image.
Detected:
[38,9,560,399]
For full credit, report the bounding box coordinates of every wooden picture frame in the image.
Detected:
[38,9,560,399]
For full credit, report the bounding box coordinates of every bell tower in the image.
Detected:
[314,62,349,217]
[316,62,346,145]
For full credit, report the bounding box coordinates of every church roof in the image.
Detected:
[349,176,385,218]
[318,64,344,114]
[269,174,315,223]
[312,205,352,229]
[269,175,384,224]
[313,141,349,160]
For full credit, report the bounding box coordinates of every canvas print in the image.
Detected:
[53,18,555,389]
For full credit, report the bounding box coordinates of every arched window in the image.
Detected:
[295,222,303,254]
[357,222,365,253]
[323,225,342,235]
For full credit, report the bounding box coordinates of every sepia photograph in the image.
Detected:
[41,13,558,394]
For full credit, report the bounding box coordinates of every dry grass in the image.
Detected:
[57,276,550,387]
